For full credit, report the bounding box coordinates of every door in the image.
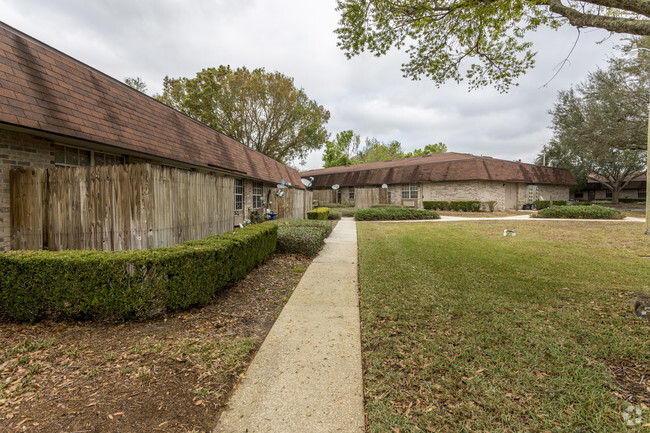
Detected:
[505,183,518,210]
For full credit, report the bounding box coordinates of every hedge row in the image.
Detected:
[354,207,440,221]
[534,205,623,220]
[307,207,330,220]
[275,219,333,256]
[0,223,277,322]
[534,200,567,210]
[319,202,355,208]
[328,210,342,220]
[423,200,494,212]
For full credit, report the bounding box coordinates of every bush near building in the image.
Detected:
[0,223,277,322]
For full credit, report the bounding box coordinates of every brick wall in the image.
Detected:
[0,129,54,251]
[422,180,509,210]
[516,184,570,207]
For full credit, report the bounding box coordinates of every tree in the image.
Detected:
[537,41,647,204]
[336,0,650,92]
[354,138,405,163]
[405,142,448,157]
[156,66,330,164]
[124,76,148,93]
[323,130,361,167]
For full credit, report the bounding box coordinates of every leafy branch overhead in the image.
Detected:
[156,66,330,164]
[335,0,650,91]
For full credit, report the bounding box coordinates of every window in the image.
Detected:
[234,179,243,211]
[337,190,341,203]
[401,184,418,199]
[252,182,263,209]
[53,144,124,167]
[388,191,392,203]
[640,189,647,199]
[573,191,583,199]
[526,185,539,203]
[605,189,612,198]
[349,188,355,201]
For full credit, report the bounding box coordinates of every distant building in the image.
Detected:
[301,153,576,210]
[572,173,647,202]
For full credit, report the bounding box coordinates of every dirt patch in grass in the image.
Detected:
[608,359,650,405]
[0,253,311,433]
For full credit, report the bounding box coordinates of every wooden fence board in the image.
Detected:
[10,164,237,251]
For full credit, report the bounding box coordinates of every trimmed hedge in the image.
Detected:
[320,202,355,208]
[275,219,333,256]
[0,223,277,322]
[307,207,330,220]
[354,207,440,221]
[423,200,493,212]
[533,205,623,220]
[423,201,450,211]
[328,210,342,220]
[534,200,567,210]
[619,198,646,204]
[482,201,497,212]
[371,204,403,208]
[450,201,481,212]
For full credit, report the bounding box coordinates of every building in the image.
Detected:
[0,21,310,251]
[301,153,576,210]
[572,173,647,202]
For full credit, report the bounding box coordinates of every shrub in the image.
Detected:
[482,201,498,212]
[354,207,440,221]
[423,201,450,211]
[328,210,342,220]
[536,200,567,210]
[449,201,482,212]
[0,223,277,322]
[275,219,333,255]
[619,198,646,204]
[339,207,356,217]
[307,207,330,220]
[573,201,592,206]
[533,205,623,220]
[371,204,403,208]
[320,202,355,208]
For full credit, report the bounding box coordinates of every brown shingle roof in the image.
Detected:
[301,153,577,188]
[0,21,303,188]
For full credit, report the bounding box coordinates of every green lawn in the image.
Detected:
[357,221,650,432]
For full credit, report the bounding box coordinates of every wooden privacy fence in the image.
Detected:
[354,187,388,208]
[269,188,312,220]
[11,164,234,251]
[313,189,336,204]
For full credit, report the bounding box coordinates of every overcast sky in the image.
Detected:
[1,0,624,170]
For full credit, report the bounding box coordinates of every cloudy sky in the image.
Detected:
[1,0,624,170]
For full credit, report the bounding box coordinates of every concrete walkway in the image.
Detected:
[214,218,364,433]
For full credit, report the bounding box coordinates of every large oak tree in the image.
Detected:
[537,40,648,203]
[156,66,330,165]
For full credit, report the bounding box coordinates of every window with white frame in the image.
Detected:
[252,182,263,209]
[349,187,355,200]
[234,179,243,211]
[401,183,418,199]
[53,144,124,167]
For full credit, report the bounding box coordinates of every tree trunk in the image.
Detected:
[611,186,620,205]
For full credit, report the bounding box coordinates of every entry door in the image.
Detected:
[505,183,518,210]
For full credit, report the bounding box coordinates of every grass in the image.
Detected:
[357,221,650,432]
